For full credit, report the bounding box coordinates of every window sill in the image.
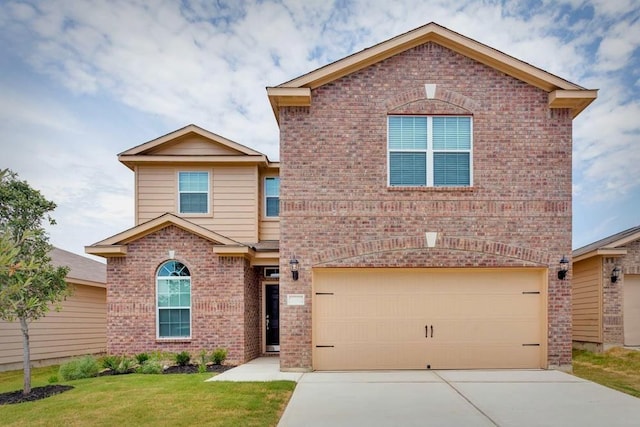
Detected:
[261,217,280,221]
[387,186,475,192]
[156,338,192,343]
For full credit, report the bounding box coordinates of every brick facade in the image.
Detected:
[106,225,261,364]
[279,42,574,370]
[602,239,640,347]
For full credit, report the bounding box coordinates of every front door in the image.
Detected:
[265,284,280,352]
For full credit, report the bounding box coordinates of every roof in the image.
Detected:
[118,124,275,170]
[573,225,640,260]
[50,247,106,286]
[266,22,597,122]
[85,213,246,257]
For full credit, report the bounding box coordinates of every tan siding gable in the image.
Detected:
[0,284,106,369]
[572,257,602,342]
[147,135,243,156]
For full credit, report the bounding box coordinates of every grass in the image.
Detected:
[573,347,640,398]
[0,365,295,427]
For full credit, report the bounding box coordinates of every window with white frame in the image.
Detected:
[388,116,472,187]
[265,177,280,217]
[178,171,209,214]
[157,261,191,338]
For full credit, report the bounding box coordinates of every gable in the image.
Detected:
[267,22,597,122]
[147,133,252,156]
[119,124,270,170]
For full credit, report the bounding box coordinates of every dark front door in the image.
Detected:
[265,285,279,352]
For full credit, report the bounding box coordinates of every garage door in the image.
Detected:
[313,268,546,370]
[624,275,640,346]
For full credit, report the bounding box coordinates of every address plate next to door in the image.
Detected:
[286,294,305,306]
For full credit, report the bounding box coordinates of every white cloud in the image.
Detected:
[1,0,639,253]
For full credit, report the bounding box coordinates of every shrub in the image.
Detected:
[137,359,163,374]
[102,355,121,370]
[175,351,191,366]
[212,348,228,365]
[135,352,150,365]
[59,356,100,380]
[116,357,133,374]
[47,375,59,384]
[198,349,208,366]
[198,364,207,374]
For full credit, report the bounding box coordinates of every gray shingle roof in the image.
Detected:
[50,247,106,285]
[573,225,640,257]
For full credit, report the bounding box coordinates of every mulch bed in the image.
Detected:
[0,385,74,405]
[163,364,235,374]
[0,364,235,405]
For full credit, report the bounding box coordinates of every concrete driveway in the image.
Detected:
[278,370,640,427]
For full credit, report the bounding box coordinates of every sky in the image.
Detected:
[0,0,638,261]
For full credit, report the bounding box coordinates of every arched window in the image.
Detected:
[157,261,191,338]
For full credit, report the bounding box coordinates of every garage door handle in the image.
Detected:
[430,325,434,338]
[425,325,429,338]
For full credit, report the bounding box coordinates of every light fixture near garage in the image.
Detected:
[289,256,299,281]
[611,266,621,283]
[557,255,569,280]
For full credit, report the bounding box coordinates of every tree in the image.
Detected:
[0,169,69,395]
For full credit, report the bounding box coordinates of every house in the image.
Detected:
[86,22,597,371]
[0,247,106,371]
[572,226,640,351]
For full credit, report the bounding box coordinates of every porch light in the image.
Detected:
[611,266,621,283]
[289,257,299,281]
[557,255,569,280]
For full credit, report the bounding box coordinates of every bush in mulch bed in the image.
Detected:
[0,385,74,405]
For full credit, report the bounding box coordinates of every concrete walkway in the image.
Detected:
[206,357,303,382]
[278,370,640,427]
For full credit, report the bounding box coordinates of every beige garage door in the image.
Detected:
[624,275,640,346]
[313,268,546,370]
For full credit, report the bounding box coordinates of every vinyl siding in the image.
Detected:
[260,220,280,241]
[137,165,258,243]
[148,135,240,155]
[0,284,106,370]
[572,257,602,343]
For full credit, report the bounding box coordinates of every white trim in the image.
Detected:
[177,170,211,215]
[387,115,473,188]
[263,176,280,218]
[425,83,437,99]
[156,260,192,340]
[262,281,280,353]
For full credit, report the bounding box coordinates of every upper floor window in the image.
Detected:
[178,171,209,214]
[388,116,472,187]
[265,177,280,217]
[157,261,191,339]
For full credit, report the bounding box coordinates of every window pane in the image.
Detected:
[158,295,169,307]
[159,310,170,322]
[390,152,427,186]
[265,177,280,196]
[179,172,208,191]
[389,116,427,150]
[433,117,471,150]
[180,193,208,213]
[159,324,170,337]
[266,197,279,217]
[434,153,470,186]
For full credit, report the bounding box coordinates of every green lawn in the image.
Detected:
[573,347,640,398]
[0,365,295,427]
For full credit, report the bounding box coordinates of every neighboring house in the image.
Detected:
[86,22,597,371]
[0,248,106,372]
[572,226,640,351]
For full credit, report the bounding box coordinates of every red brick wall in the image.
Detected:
[278,42,574,370]
[106,225,257,364]
[603,239,640,347]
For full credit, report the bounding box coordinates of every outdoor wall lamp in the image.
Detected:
[611,266,621,283]
[558,255,569,280]
[289,257,299,281]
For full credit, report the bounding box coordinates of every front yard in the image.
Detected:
[572,347,640,398]
[0,365,295,427]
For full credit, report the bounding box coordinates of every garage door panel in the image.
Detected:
[313,268,546,370]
